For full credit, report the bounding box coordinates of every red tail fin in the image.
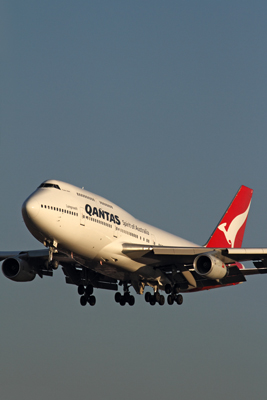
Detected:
[205,186,253,248]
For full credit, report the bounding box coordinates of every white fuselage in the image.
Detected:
[22,180,199,283]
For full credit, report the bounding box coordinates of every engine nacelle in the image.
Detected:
[193,254,228,280]
[2,257,36,282]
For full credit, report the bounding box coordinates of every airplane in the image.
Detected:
[1,180,267,307]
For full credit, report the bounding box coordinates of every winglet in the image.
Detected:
[205,186,253,248]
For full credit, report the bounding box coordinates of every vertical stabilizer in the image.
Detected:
[205,186,253,248]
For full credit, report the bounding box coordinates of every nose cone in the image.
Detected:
[22,195,40,222]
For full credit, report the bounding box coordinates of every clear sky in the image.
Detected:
[1,1,267,399]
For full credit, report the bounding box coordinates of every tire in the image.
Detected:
[167,295,174,305]
[155,291,160,303]
[176,294,183,305]
[80,295,87,306]
[145,292,151,302]
[124,292,130,302]
[165,284,172,294]
[150,296,156,306]
[78,285,85,295]
[115,292,121,303]
[173,284,180,294]
[120,297,126,306]
[159,295,165,306]
[88,295,96,306]
[128,295,135,306]
[85,285,93,296]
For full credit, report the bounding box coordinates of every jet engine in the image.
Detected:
[2,257,36,282]
[193,254,228,280]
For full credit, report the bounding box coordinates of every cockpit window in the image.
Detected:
[38,183,61,190]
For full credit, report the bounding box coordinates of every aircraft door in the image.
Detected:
[80,207,86,226]
[151,234,156,245]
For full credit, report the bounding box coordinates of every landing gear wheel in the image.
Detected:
[167,294,174,305]
[173,284,180,294]
[88,295,96,306]
[85,285,93,296]
[155,291,161,303]
[119,297,126,306]
[51,260,59,270]
[80,295,87,306]
[124,292,131,303]
[150,296,156,306]
[115,292,121,303]
[145,292,151,302]
[78,285,85,295]
[165,284,172,294]
[176,294,183,305]
[128,295,135,306]
[159,295,165,306]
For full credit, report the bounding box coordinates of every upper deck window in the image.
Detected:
[38,183,61,190]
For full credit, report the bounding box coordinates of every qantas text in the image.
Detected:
[85,204,121,225]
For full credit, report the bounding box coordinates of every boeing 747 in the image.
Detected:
[1,180,267,307]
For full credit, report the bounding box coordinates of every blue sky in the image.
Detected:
[1,1,267,399]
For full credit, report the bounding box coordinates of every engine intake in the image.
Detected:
[193,254,228,280]
[2,258,36,282]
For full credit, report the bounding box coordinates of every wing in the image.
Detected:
[0,250,118,291]
[122,243,267,267]
[122,244,267,290]
[0,249,73,278]
[2,245,267,293]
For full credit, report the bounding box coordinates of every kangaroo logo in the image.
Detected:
[218,203,251,248]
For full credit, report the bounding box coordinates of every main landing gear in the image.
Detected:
[164,283,183,305]
[114,292,135,306]
[166,293,183,305]
[77,283,184,307]
[144,291,165,306]
[78,284,96,306]
[114,282,135,306]
[144,284,184,306]
[144,292,183,306]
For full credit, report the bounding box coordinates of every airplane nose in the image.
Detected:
[22,196,40,221]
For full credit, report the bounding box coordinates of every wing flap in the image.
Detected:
[225,248,267,261]
[153,247,204,255]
